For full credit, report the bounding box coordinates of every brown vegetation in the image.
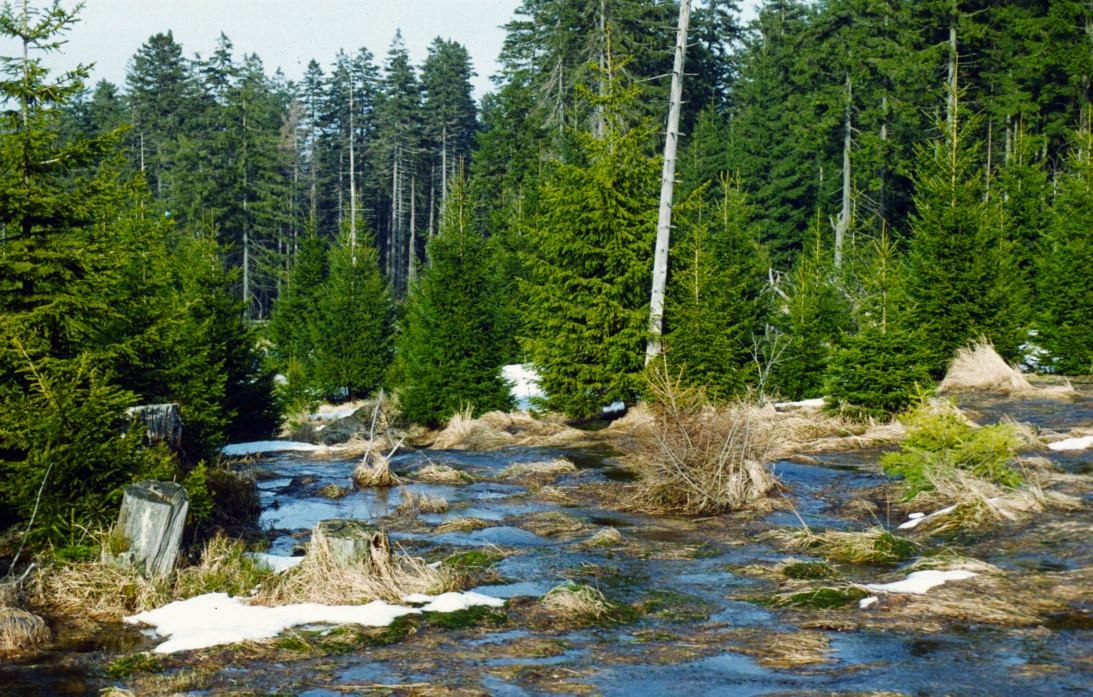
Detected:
[352,451,401,488]
[430,408,598,450]
[254,526,451,606]
[0,606,51,652]
[396,489,450,515]
[414,463,475,483]
[939,340,1074,397]
[625,371,779,515]
[498,458,577,482]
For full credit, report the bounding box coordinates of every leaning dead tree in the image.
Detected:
[645,0,690,363]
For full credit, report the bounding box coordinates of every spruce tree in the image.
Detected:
[397,175,512,426]
[904,108,1020,373]
[766,217,852,400]
[824,231,931,419]
[665,174,768,399]
[520,66,659,417]
[1038,125,1093,375]
[312,226,393,399]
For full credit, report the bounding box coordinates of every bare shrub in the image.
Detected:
[255,527,451,606]
[626,369,779,515]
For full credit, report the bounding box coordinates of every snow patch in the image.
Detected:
[309,402,364,421]
[774,397,826,411]
[220,440,323,457]
[1048,435,1093,452]
[247,553,304,574]
[602,401,626,415]
[898,504,957,530]
[865,569,977,595]
[402,591,506,613]
[126,590,504,654]
[503,364,543,411]
[859,596,879,609]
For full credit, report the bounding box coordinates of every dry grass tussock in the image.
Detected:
[907,469,1082,534]
[769,526,918,564]
[540,583,612,621]
[396,488,449,515]
[521,511,588,538]
[413,463,474,483]
[0,606,51,652]
[575,527,624,549]
[431,407,596,450]
[433,517,492,534]
[254,527,451,606]
[498,458,577,482]
[626,370,779,515]
[30,557,168,621]
[724,628,834,669]
[939,340,1074,397]
[352,450,401,488]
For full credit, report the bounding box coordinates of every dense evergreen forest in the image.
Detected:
[1,0,1090,546]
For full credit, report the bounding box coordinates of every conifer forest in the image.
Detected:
[0,1,1091,694]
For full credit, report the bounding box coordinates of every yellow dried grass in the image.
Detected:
[396,489,449,515]
[0,606,51,651]
[352,451,401,488]
[414,463,474,483]
[254,527,451,606]
[498,458,577,482]
[540,584,611,621]
[940,340,1074,398]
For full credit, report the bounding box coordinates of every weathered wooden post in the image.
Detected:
[312,519,391,573]
[125,403,184,450]
[103,481,189,578]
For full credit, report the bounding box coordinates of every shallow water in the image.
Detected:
[4,396,1090,696]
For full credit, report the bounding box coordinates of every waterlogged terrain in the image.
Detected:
[4,391,1091,696]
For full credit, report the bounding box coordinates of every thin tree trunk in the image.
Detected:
[834,72,852,269]
[409,175,417,284]
[349,79,357,259]
[645,0,690,364]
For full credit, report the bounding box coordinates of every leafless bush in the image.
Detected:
[626,367,780,515]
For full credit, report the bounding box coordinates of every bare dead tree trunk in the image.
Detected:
[645,0,691,364]
[409,175,417,284]
[834,72,852,269]
[349,78,358,260]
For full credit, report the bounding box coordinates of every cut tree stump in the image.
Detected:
[126,403,184,450]
[313,519,391,572]
[103,481,189,578]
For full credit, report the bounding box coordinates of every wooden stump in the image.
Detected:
[313,519,391,573]
[104,481,189,578]
[126,403,183,450]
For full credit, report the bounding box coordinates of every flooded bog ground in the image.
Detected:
[3,392,1090,696]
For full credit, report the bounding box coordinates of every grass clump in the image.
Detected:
[782,561,839,581]
[106,652,162,679]
[0,606,51,651]
[772,527,918,565]
[397,488,449,515]
[881,397,1023,498]
[626,368,778,515]
[441,549,504,573]
[540,583,616,623]
[771,585,870,609]
[938,339,1033,394]
[498,458,577,482]
[424,604,507,630]
[173,534,273,599]
[352,450,401,488]
[414,463,474,483]
[254,527,451,606]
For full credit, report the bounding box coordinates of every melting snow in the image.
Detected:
[1048,435,1093,452]
[774,397,826,411]
[865,569,976,595]
[247,553,304,574]
[402,591,506,613]
[898,504,957,530]
[220,440,323,457]
[503,364,543,410]
[859,596,879,609]
[126,590,504,654]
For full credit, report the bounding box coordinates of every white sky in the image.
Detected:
[13,0,521,98]
[6,0,759,100]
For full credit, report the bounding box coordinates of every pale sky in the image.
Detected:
[13,0,521,98]
[7,0,759,100]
